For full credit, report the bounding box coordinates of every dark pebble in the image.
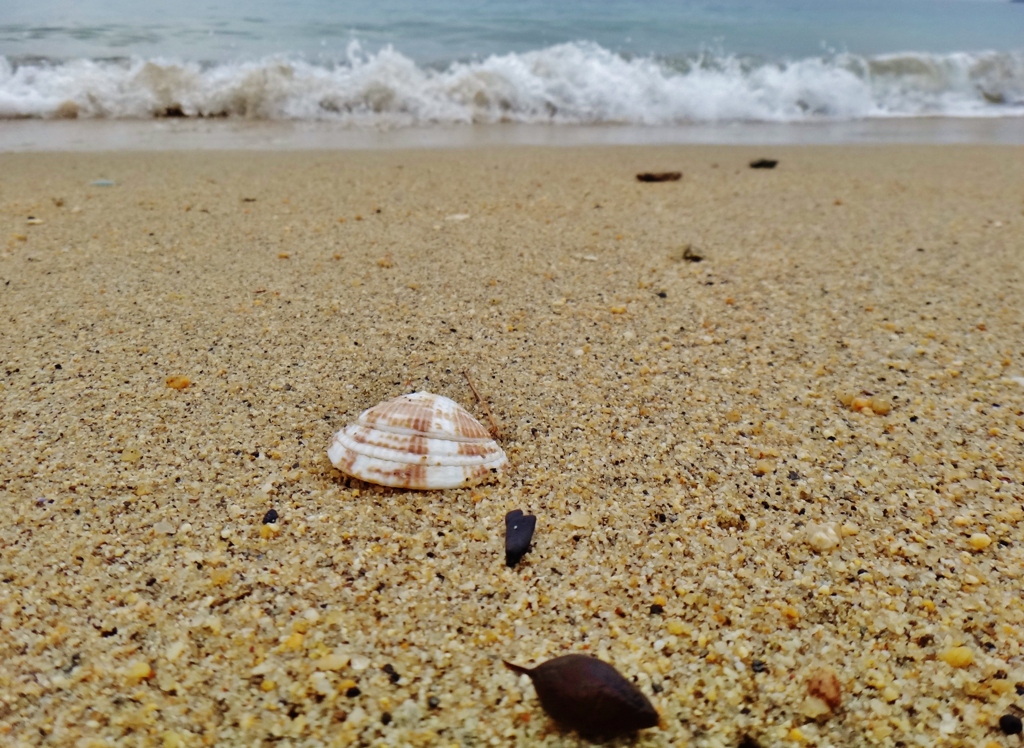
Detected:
[649,604,664,615]
[381,712,392,725]
[636,171,682,183]
[504,654,659,739]
[262,509,278,524]
[427,695,440,709]
[1000,714,1023,735]
[738,735,764,748]
[751,659,768,673]
[681,245,703,262]
[505,509,537,568]
[749,159,778,169]
[345,686,361,698]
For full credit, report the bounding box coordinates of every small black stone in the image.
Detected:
[1016,683,1024,696]
[381,712,392,725]
[636,171,682,183]
[346,686,361,698]
[657,291,667,298]
[262,509,278,524]
[54,364,62,370]
[751,659,767,673]
[389,671,401,684]
[1000,714,1023,735]
[505,509,537,568]
[649,604,664,615]
[749,159,778,169]
[427,695,440,709]
[382,663,395,674]
[738,735,764,748]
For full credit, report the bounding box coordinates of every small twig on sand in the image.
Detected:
[463,370,501,439]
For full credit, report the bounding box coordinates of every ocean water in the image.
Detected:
[1,0,1023,127]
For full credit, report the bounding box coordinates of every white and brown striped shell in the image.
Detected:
[327,391,508,490]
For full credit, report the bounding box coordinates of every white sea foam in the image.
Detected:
[1,42,1022,124]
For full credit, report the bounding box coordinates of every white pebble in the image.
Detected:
[806,524,840,553]
[350,654,370,671]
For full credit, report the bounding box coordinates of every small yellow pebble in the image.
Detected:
[788,727,806,742]
[126,661,153,683]
[610,305,627,314]
[162,731,186,748]
[260,679,276,692]
[666,620,685,636]
[652,595,667,607]
[968,533,992,551]
[210,568,231,586]
[939,646,974,668]
[281,632,304,651]
[260,523,280,539]
[867,397,891,415]
[165,375,191,390]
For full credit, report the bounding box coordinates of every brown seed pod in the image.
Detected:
[504,654,659,738]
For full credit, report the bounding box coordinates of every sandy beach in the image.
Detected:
[1,144,1023,747]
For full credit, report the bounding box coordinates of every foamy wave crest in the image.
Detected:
[2,42,1023,123]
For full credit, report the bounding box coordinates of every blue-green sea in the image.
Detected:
[1,0,1022,124]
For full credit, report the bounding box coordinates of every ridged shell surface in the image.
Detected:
[327,391,508,489]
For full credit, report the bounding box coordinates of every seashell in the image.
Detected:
[327,391,507,490]
[504,654,659,738]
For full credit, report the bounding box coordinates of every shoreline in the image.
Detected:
[2,117,1024,152]
[1,145,1023,746]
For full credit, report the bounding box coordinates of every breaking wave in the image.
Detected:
[2,42,1022,124]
